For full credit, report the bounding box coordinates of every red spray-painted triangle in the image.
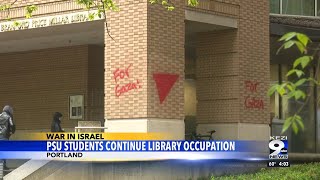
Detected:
[153,73,179,104]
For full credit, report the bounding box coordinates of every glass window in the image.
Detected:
[282,0,315,16]
[270,0,281,14]
[282,65,316,153]
[270,64,280,119]
[291,67,315,153]
[318,0,320,16]
[280,64,290,119]
[271,64,316,153]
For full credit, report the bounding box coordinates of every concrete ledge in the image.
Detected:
[7,160,267,180]
[290,153,320,163]
[105,118,185,140]
[4,160,50,180]
[185,10,238,28]
[25,161,67,180]
[7,157,320,180]
[77,121,102,132]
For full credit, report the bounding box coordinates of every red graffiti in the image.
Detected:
[244,81,264,110]
[153,73,179,104]
[115,80,141,97]
[113,64,132,83]
[113,64,142,97]
[245,96,264,110]
[245,81,259,93]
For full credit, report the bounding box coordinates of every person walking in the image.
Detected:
[0,105,15,179]
[0,105,15,140]
[51,112,64,132]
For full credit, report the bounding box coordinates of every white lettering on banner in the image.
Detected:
[0,10,102,32]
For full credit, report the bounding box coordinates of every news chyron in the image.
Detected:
[268,136,290,167]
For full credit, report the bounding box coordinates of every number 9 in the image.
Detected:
[269,140,284,156]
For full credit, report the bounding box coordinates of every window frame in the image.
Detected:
[270,0,319,17]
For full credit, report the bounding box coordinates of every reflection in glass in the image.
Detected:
[270,0,280,13]
[282,65,316,153]
[282,0,315,16]
[280,65,290,120]
[318,0,320,16]
[270,64,320,153]
[270,64,280,119]
[72,107,76,116]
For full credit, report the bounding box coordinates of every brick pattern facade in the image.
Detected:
[0,45,104,129]
[105,0,184,120]
[0,0,241,24]
[196,0,270,124]
[185,0,240,18]
[147,0,185,119]
[105,0,148,119]
[196,30,240,123]
[0,0,270,129]
[238,0,270,124]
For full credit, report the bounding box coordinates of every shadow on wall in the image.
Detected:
[185,116,196,135]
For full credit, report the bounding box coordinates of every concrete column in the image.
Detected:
[104,0,185,139]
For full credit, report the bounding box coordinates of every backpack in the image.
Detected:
[0,113,9,136]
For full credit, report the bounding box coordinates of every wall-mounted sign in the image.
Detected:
[69,95,84,120]
[0,10,103,33]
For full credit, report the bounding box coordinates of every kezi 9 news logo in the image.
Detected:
[269,136,288,159]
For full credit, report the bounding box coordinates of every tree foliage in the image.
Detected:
[0,0,199,38]
[268,32,320,134]
[0,0,199,19]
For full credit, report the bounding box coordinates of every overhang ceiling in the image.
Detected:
[0,20,105,54]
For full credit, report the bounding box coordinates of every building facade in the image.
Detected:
[0,0,270,141]
[270,0,320,153]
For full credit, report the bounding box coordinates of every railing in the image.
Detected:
[0,160,14,179]
[0,0,82,21]
[271,0,319,17]
[1,0,240,21]
[185,0,240,17]
[74,127,108,133]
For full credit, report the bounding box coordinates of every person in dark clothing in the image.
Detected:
[0,105,15,178]
[51,112,64,132]
[0,105,15,140]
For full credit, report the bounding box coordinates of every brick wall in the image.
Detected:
[196,0,270,124]
[0,45,104,130]
[217,0,240,5]
[105,0,148,119]
[196,30,240,123]
[238,0,270,124]
[147,0,185,119]
[0,0,270,127]
[105,0,184,120]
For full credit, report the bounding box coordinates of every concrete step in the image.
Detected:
[5,160,29,170]
[4,160,51,180]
